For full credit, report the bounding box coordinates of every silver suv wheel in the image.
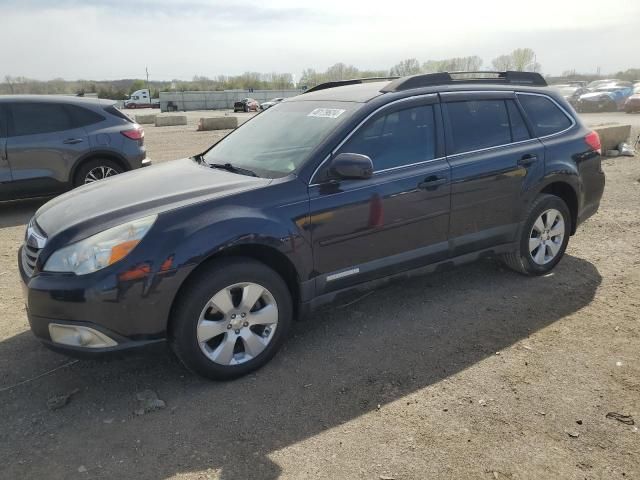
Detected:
[529,208,565,265]
[196,282,278,366]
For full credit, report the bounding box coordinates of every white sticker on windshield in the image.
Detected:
[307,108,346,119]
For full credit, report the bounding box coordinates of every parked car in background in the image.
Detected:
[124,89,160,109]
[575,85,634,112]
[0,95,149,201]
[260,97,284,110]
[624,92,640,113]
[586,79,622,89]
[553,84,588,107]
[233,98,259,112]
[19,72,604,380]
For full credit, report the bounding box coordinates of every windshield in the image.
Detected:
[203,100,359,178]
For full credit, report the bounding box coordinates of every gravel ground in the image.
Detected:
[0,112,638,480]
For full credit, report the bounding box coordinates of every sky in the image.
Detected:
[1,0,639,81]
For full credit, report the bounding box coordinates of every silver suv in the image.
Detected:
[0,95,149,201]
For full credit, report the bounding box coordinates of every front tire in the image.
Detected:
[502,194,571,276]
[170,258,293,380]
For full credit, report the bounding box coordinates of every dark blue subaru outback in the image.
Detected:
[19,72,605,380]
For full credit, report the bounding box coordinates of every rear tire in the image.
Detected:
[502,194,571,276]
[73,158,124,187]
[169,258,293,380]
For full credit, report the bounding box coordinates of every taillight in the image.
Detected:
[121,127,144,141]
[585,131,601,154]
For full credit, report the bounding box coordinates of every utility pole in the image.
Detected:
[145,66,150,93]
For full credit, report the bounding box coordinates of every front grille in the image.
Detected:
[22,243,41,277]
[22,219,47,278]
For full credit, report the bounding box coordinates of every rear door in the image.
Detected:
[308,96,451,294]
[6,102,91,196]
[0,104,12,200]
[441,92,545,256]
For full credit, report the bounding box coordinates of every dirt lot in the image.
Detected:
[0,113,638,479]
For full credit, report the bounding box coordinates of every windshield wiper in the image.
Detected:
[208,162,258,177]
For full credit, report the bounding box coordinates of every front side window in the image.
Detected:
[446,100,511,154]
[339,105,436,171]
[203,101,358,178]
[10,103,73,136]
[517,94,572,137]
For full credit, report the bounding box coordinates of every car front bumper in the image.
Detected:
[18,245,187,356]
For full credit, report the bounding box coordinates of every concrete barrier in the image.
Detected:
[592,124,631,152]
[155,115,188,127]
[198,116,238,131]
[135,114,157,124]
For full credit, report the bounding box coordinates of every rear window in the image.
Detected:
[104,105,133,123]
[10,103,73,136]
[67,105,105,128]
[446,100,511,154]
[517,94,572,137]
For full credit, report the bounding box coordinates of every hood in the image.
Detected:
[35,157,270,238]
[580,91,614,100]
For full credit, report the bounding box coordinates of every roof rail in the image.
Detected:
[380,71,547,92]
[304,77,399,94]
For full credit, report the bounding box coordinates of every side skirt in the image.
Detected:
[298,242,517,318]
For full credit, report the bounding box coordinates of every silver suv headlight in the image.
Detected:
[44,215,157,275]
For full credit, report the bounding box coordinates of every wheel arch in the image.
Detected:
[539,181,579,234]
[69,151,131,185]
[167,243,303,337]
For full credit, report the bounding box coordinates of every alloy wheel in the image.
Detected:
[529,208,565,265]
[196,282,278,365]
[84,166,119,184]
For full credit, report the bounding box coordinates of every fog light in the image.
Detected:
[48,324,118,348]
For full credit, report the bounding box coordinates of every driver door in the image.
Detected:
[308,96,451,294]
[0,105,12,200]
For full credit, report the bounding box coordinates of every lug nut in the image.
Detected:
[227,324,232,329]
[235,329,240,334]
[231,314,236,319]
[243,321,249,327]
[241,313,246,318]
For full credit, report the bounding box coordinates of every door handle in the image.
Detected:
[418,175,448,190]
[63,138,84,145]
[518,154,538,167]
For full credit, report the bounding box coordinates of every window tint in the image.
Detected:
[517,94,572,137]
[67,105,104,128]
[11,103,72,136]
[104,105,134,123]
[0,106,7,137]
[506,100,530,142]
[340,105,436,171]
[446,100,511,154]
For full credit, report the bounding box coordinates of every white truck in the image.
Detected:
[124,89,160,109]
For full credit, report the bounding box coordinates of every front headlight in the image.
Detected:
[44,215,157,275]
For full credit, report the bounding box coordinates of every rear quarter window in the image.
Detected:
[517,94,573,137]
[104,105,134,123]
[66,105,105,128]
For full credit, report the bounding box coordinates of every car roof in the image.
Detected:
[0,94,113,107]
[292,80,555,104]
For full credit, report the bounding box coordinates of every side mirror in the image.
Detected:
[330,153,373,180]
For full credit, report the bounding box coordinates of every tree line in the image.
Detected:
[2,48,639,99]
